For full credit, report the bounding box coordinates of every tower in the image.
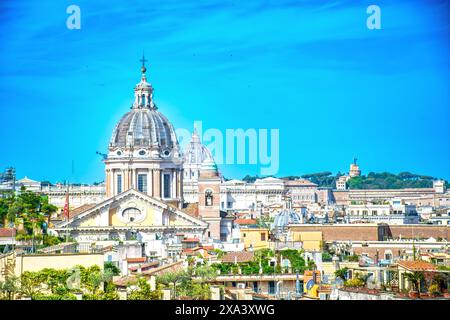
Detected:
[349,158,361,178]
[104,57,183,208]
[197,157,221,240]
[182,127,215,203]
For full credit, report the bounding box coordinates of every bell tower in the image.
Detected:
[197,158,221,240]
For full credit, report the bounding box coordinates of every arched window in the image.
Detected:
[122,207,141,223]
[205,189,213,206]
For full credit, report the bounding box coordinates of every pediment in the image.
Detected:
[59,189,207,229]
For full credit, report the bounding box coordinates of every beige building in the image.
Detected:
[0,251,104,282]
[54,188,208,258]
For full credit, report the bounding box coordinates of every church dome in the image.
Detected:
[201,157,218,173]
[272,207,303,231]
[108,61,180,159]
[110,108,178,151]
[183,128,213,165]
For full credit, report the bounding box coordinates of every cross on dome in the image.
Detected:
[133,54,154,109]
[140,53,148,74]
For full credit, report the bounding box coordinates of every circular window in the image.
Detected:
[122,207,142,223]
[117,151,122,156]
[138,150,146,156]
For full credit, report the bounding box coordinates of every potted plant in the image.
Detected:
[428,284,440,298]
[404,271,424,299]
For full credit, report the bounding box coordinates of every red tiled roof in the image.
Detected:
[397,260,438,271]
[222,251,255,263]
[129,261,159,272]
[235,219,257,225]
[68,203,96,219]
[126,257,146,263]
[182,238,200,243]
[0,228,16,237]
[142,261,184,276]
[183,203,199,217]
[113,276,138,287]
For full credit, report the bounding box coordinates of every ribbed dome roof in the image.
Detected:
[109,108,177,150]
[272,209,303,230]
[108,61,180,158]
[183,128,213,165]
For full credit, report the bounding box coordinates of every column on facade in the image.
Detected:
[171,168,176,199]
[121,168,125,191]
[179,169,183,202]
[153,169,161,198]
[105,169,111,197]
[150,169,154,197]
[176,170,182,199]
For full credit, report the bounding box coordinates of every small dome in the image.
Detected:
[272,209,303,231]
[183,128,213,165]
[201,157,218,172]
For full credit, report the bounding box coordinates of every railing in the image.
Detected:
[40,185,105,193]
[15,243,105,255]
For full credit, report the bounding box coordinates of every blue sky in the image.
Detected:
[0,0,449,183]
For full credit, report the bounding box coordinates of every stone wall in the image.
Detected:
[387,225,449,240]
[332,288,401,300]
[290,224,384,241]
[289,224,449,242]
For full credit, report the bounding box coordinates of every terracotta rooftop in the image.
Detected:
[222,251,255,263]
[235,219,257,225]
[183,203,199,217]
[142,261,184,276]
[129,261,159,272]
[0,228,16,237]
[68,203,96,219]
[182,238,200,243]
[113,276,138,287]
[126,257,146,264]
[397,260,438,271]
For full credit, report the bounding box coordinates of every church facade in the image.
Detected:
[54,60,221,257]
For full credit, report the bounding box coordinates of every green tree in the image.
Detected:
[404,271,425,292]
[0,275,20,300]
[157,270,190,299]
[20,271,45,298]
[128,277,158,300]
[104,262,121,276]
[334,267,349,281]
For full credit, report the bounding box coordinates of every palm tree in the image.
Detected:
[157,271,189,299]
[334,267,349,281]
[404,271,424,292]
